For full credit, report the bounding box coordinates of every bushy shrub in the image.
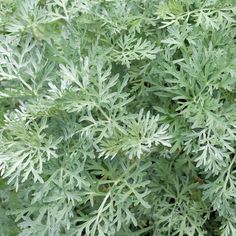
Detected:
[0,0,236,235]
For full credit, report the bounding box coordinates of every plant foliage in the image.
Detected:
[0,0,236,235]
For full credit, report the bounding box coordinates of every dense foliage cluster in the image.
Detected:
[0,0,236,235]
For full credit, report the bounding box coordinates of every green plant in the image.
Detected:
[0,0,236,235]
